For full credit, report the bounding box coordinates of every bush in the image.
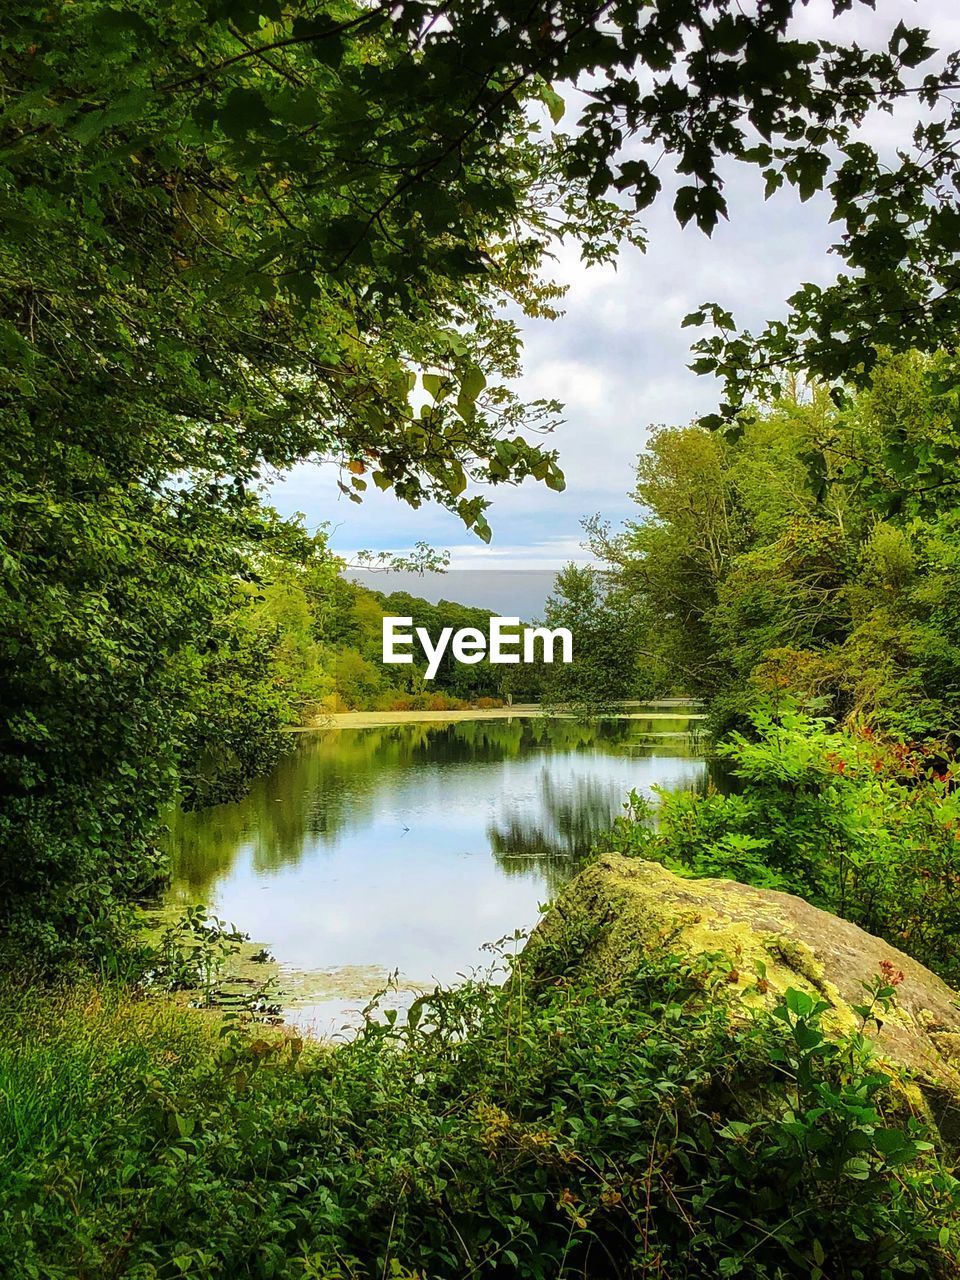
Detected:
[3,951,959,1279]
[378,691,469,712]
[597,706,960,985]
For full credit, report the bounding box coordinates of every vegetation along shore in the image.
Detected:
[7,2,960,1277]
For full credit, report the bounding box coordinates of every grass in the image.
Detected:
[0,979,213,1164]
[0,977,223,1279]
[2,958,959,1279]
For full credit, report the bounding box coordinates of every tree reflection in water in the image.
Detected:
[489,769,632,894]
[165,713,709,914]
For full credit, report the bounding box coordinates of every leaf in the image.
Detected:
[220,87,272,137]
[616,159,661,210]
[167,1111,196,1139]
[422,372,448,400]
[541,84,565,124]
[793,1019,823,1050]
[888,21,936,68]
[843,1157,872,1180]
[872,1128,908,1156]
[674,186,699,229]
[674,184,727,234]
[719,1120,753,1138]
[792,150,830,203]
[274,87,322,128]
[291,19,344,68]
[785,988,815,1017]
[459,366,486,404]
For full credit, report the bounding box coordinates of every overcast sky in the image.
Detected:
[266,0,960,571]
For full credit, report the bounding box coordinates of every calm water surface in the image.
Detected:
[166,714,707,1032]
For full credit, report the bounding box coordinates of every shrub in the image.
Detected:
[597,706,960,985]
[2,952,958,1279]
[379,691,470,712]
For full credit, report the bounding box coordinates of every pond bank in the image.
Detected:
[300,701,705,730]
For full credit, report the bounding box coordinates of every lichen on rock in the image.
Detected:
[524,853,960,1141]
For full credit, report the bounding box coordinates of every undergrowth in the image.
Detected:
[596,707,960,986]
[1,948,957,1279]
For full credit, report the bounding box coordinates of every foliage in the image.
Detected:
[178,549,334,811]
[539,563,649,716]
[3,949,959,1279]
[0,980,217,1190]
[5,0,960,957]
[1,0,597,956]
[230,564,542,714]
[367,587,538,704]
[597,706,960,988]
[1,489,274,961]
[595,355,960,739]
[7,0,960,437]
[140,905,248,1005]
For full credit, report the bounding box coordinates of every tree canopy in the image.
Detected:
[595,353,960,740]
[5,0,960,954]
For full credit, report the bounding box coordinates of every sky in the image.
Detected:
[266,0,960,574]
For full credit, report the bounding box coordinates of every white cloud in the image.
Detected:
[267,0,960,568]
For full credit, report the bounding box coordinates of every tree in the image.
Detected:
[540,563,647,715]
[1,0,600,953]
[6,1,960,954]
[606,354,960,739]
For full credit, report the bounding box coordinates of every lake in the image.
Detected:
[165,712,708,1033]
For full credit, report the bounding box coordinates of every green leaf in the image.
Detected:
[541,84,565,124]
[785,988,814,1016]
[459,366,486,404]
[422,372,448,401]
[220,87,272,137]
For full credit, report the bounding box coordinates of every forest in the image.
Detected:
[6,1,960,1277]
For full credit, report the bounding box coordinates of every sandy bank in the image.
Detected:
[297,704,705,730]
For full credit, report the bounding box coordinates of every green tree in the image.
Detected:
[0,1,591,954]
[594,355,960,736]
[540,563,647,715]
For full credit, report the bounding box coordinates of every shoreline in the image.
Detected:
[296,703,705,731]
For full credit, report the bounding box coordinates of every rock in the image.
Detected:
[525,853,960,1140]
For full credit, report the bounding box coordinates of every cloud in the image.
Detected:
[267,0,959,567]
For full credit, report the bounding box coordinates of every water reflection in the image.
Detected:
[489,770,636,894]
[164,715,708,1031]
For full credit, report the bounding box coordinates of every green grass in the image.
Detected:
[2,959,959,1279]
[0,981,213,1164]
[0,978,222,1279]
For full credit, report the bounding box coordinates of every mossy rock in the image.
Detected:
[525,853,960,1141]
